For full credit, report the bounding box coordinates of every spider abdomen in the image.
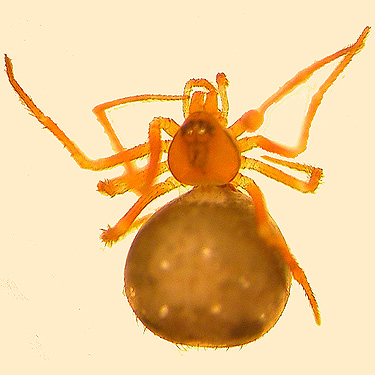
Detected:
[124,185,291,348]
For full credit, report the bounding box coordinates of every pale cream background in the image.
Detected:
[0,1,374,374]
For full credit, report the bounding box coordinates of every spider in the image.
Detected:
[5,27,369,345]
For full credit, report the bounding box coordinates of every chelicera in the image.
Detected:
[5,27,369,347]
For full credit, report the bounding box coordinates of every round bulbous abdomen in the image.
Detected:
[124,185,291,348]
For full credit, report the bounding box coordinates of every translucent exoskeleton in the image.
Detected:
[5,26,369,347]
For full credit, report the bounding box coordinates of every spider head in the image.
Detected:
[168,111,240,186]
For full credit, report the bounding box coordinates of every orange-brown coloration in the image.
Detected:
[4,27,370,330]
[168,112,241,185]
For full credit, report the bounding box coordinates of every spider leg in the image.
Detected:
[93,96,182,152]
[100,176,181,245]
[93,96,180,195]
[5,55,181,193]
[4,54,148,171]
[97,137,174,197]
[100,115,183,244]
[98,157,171,197]
[127,213,154,234]
[229,26,370,158]
[232,173,321,325]
[240,155,323,193]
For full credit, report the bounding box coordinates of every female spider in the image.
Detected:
[5,27,369,347]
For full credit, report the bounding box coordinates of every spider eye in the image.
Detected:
[181,119,213,141]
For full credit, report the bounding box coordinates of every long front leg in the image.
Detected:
[92,94,183,153]
[93,94,181,195]
[5,55,181,177]
[229,27,370,158]
[4,55,138,171]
